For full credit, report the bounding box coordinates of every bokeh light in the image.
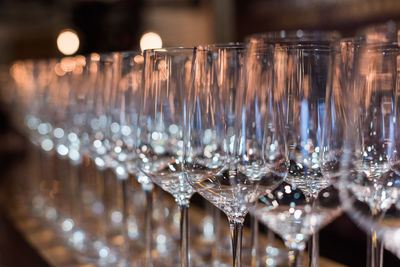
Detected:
[140,32,162,51]
[57,29,80,55]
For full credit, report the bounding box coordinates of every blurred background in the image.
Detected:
[0,0,400,266]
[0,0,399,63]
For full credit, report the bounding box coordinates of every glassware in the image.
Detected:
[184,43,256,267]
[47,56,81,242]
[107,51,157,266]
[340,22,400,267]
[9,59,50,224]
[242,30,342,267]
[235,39,288,267]
[137,47,195,267]
[9,56,111,262]
[65,54,99,256]
[69,53,121,264]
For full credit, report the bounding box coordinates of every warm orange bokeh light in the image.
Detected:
[140,32,162,51]
[57,29,80,55]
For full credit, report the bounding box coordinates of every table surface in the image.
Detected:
[0,210,50,267]
[4,204,345,267]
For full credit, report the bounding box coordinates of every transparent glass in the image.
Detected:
[71,53,121,264]
[184,44,254,267]
[137,47,195,267]
[235,42,287,267]
[340,23,400,267]
[107,51,156,266]
[243,30,341,267]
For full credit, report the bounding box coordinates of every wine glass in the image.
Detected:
[66,52,122,264]
[66,54,100,249]
[137,47,195,267]
[234,40,288,267]
[22,58,67,233]
[242,30,342,267]
[340,22,400,267]
[9,60,42,205]
[107,51,160,266]
[9,59,51,222]
[10,57,102,262]
[49,56,90,240]
[184,43,260,267]
[30,59,60,226]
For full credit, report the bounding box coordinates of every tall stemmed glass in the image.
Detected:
[51,56,92,238]
[234,41,288,267]
[31,60,60,225]
[243,31,342,267]
[107,51,157,266]
[9,59,52,221]
[29,58,69,231]
[184,44,258,267]
[11,60,47,213]
[60,54,104,256]
[340,22,400,267]
[277,30,340,267]
[137,47,195,267]
[74,53,122,264]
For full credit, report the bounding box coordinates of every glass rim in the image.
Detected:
[356,20,398,45]
[196,42,244,51]
[340,37,363,43]
[339,37,399,53]
[246,29,341,44]
[143,47,195,54]
[116,50,143,57]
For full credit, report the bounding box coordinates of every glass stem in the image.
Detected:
[250,215,259,267]
[306,194,318,267]
[267,227,274,246]
[179,201,190,267]
[367,209,384,267]
[32,147,44,216]
[76,161,84,222]
[229,219,243,267]
[368,229,383,267]
[119,177,130,266]
[308,232,319,267]
[99,169,107,240]
[69,161,80,224]
[288,249,301,267]
[211,205,221,266]
[143,184,154,267]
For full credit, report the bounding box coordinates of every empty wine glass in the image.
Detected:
[184,43,260,267]
[242,30,342,267]
[9,60,45,211]
[107,51,158,266]
[9,59,52,224]
[340,22,400,267]
[137,47,195,267]
[234,41,288,267]
[65,53,122,264]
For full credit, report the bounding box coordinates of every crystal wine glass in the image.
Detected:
[243,30,342,267]
[184,43,264,267]
[69,53,121,264]
[339,22,400,267]
[107,51,159,266]
[137,47,195,267]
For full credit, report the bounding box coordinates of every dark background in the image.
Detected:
[1,0,400,266]
[1,0,400,63]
